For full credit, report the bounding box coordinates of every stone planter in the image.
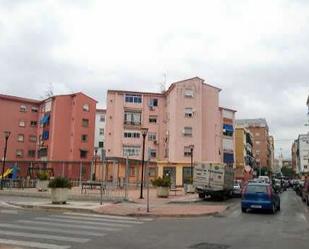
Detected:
[36,180,49,192]
[50,188,69,204]
[156,186,169,198]
[184,184,195,194]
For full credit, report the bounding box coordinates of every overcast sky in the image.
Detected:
[0,0,308,158]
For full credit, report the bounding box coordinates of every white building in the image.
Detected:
[94,109,106,159]
[297,134,309,174]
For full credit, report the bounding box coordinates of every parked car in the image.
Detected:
[295,180,304,196]
[301,179,309,206]
[272,178,282,193]
[258,176,270,184]
[232,181,242,197]
[241,182,280,214]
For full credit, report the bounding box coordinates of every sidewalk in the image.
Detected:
[1,187,231,217]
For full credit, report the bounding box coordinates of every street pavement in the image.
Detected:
[0,189,308,249]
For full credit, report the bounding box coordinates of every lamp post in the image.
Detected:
[1,131,11,190]
[189,145,194,180]
[140,127,148,199]
[93,147,98,181]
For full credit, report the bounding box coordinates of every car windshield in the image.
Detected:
[246,185,268,193]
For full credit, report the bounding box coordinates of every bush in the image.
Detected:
[48,177,72,189]
[151,176,171,187]
[37,171,49,181]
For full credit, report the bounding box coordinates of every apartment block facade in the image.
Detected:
[236,119,273,171]
[235,127,254,180]
[105,77,236,186]
[0,93,96,179]
[94,109,106,159]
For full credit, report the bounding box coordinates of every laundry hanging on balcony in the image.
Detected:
[40,113,50,125]
[223,124,234,132]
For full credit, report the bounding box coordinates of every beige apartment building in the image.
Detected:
[105,77,236,186]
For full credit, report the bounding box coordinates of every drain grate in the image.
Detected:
[189,242,230,249]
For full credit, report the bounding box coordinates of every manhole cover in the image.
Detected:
[189,242,230,249]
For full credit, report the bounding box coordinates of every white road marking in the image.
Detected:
[35,217,132,227]
[0,210,18,214]
[49,214,144,224]
[0,229,90,243]
[0,238,70,249]
[0,223,105,236]
[17,220,121,231]
[63,212,153,221]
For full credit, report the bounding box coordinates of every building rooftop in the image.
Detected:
[236,118,269,128]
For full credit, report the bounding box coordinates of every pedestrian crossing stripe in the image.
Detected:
[0,223,105,236]
[0,238,70,249]
[17,220,121,231]
[49,214,144,224]
[63,212,153,221]
[0,229,90,243]
[34,217,133,227]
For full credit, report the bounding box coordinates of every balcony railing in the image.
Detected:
[124,121,141,126]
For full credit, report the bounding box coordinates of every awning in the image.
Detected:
[42,130,49,140]
[40,114,50,125]
[223,124,234,132]
[224,153,234,164]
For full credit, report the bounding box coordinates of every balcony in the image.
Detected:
[124,121,141,128]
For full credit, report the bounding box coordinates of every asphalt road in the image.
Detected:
[0,189,308,249]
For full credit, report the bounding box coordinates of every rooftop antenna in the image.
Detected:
[160,73,167,93]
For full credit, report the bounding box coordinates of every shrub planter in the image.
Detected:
[36,180,49,192]
[51,188,69,204]
[156,186,169,198]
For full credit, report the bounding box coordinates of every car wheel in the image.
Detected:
[272,204,276,214]
[277,204,281,211]
[241,207,246,213]
[198,193,205,199]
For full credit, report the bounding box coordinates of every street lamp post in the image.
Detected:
[1,131,11,190]
[93,148,98,181]
[189,145,194,180]
[140,127,148,199]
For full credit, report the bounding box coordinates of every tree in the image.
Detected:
[281,166,294,177]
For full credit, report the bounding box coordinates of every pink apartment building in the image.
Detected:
[105,77,236,186]
[0,92,96,179]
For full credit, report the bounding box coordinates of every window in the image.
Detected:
[125,94,142,103]
[148,133,157,141]
[17,134,24,142]
[38,148,47,157]
[100,114,105,122]
[123,146,140,156]
[19,120,25,127]
[81,134,88,142]
[30,121,37,127]
[99,128,104,135]
[29,135,37,142]
[149,167,156,177]
[124,131,140,138]
[184,108,193,117]
[184,146,192,157]
[82,119,89,127]
[150,149,157,158]
[149,99,158,107]
[183,127,192,136]
[255,132,260,136]
[80,150,88,158]
[83,104,89,112]
[28,150,36,158]
[16,149,24,158]
[149,116,157,123]
[31,107,38,112]
[184,89,194,97]
[256,150,260,155]
[124,111,141,125]
[20,105,27,112]
[98,141,104,148]
[255,141,260,145]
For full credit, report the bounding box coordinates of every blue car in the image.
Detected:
[241,182,280,214]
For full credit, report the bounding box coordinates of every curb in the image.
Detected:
[7,201,228,218]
